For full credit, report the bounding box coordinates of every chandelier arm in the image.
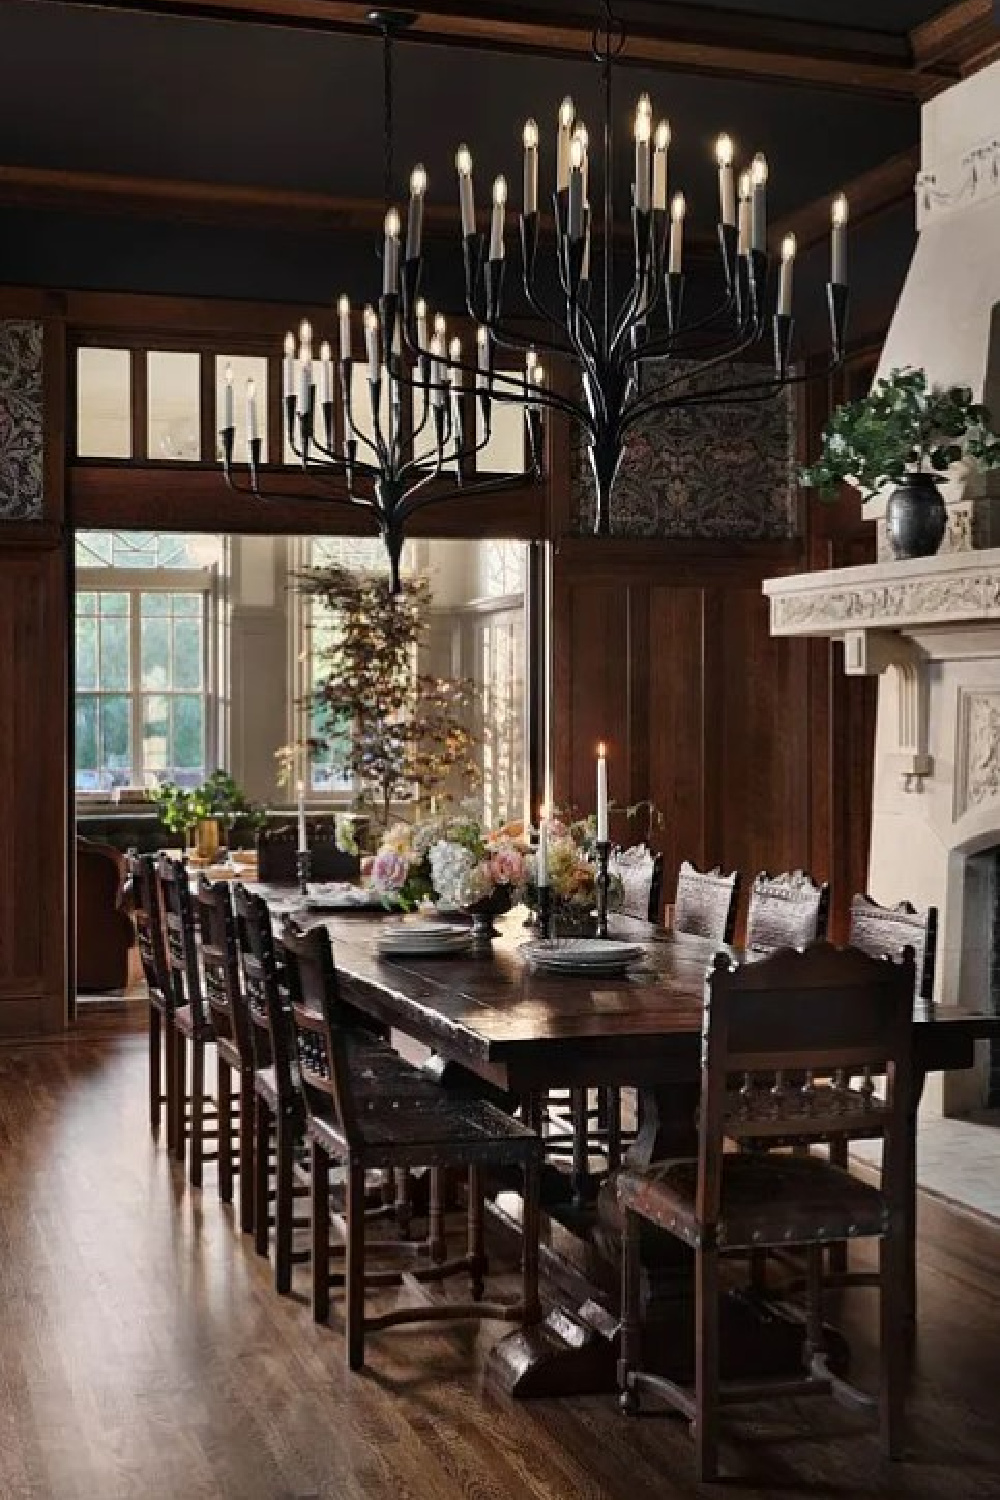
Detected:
[620,360,818,431]
[224,463,378,514]
[493,377,594,432]
[520,265,585,349]
[305,438,382,482]
[399,466,538,524]
[620,280,740,366]
[341,372,388,467]
[621,322,767,418]
[630,317,766,367]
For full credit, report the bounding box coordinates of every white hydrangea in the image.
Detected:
[428,840,477,906]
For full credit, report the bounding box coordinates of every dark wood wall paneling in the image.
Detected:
[550,349,879,942]
[0,291,68,1036]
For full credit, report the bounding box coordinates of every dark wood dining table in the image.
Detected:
[262,892,1000,1394]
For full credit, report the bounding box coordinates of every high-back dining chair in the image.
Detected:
[848,894,938,1003]
[231,883,307,1292]
[127,851,175,1144]
[746,868,829,953]
[672,860,740,944]
[609,844,665,924]
[195,877,256,1231]
[279,917,543,1372]
[156,854,216,1187]
[617,941,915,1481]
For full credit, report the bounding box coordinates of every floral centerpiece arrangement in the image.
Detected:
[368,810,527,937]
[521,811,604,934]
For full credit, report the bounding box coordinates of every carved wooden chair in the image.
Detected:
[127,851,176,1145]
[280,919,543,1371]
[848,894,938,1003]
[609,844,666,924]
[256,822,360,885]
[746,868,830,953]
[617,942,914,1481]
[672,860,740,944]
[156,854,219,1187]
[231,883,311,1293]
[195,877,256,1231]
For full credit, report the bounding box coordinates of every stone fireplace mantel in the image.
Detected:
[764,548,1000,1115]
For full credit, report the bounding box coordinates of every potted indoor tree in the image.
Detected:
[800,366,1000,559]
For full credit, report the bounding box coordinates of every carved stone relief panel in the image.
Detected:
[955,688,1000,820]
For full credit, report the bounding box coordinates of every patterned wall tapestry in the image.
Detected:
[572,359,796,539]
[0,321,44,521]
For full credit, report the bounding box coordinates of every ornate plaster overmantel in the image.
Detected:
[765,548,1000,794]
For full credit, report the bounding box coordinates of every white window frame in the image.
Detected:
[75,563,221,799]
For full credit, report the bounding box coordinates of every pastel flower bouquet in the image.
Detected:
[368,811,528,927]
[521,812,606,933]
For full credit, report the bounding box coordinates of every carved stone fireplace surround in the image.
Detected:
[764,547,1000,1116]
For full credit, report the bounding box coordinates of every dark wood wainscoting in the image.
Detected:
[0,540,68,1035]
[552,533,875,941]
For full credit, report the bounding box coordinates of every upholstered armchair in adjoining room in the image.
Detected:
[76,837,135,992]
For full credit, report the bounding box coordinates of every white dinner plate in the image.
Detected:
[377,935,474,957]
[521,939,644,965]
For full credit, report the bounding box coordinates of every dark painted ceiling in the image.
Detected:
[0,2,922,219]
[0,0,970,322]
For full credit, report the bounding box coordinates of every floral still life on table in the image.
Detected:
[367,811,528,918]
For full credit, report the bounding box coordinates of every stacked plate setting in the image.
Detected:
[376,921,474,958]
[520,937,645,976]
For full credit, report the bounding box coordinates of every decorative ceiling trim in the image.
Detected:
[47,0,966,99]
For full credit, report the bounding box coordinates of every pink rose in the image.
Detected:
[370,849,409,892]
[490,846,525,887]
[360,855,375,878]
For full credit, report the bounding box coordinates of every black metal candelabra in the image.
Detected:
[536,883,552,939]
[595,841,611,939]
[296,848,312,897]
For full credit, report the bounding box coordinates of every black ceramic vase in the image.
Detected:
[886,473,948,561]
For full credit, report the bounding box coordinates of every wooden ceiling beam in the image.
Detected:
[52,0,947,99]
[772,146,920,254]
[911,0,1000,78]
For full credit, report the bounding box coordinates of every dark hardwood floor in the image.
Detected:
[3,1017,1000,1499]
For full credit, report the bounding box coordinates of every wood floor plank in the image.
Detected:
[3,1025,1000,1498]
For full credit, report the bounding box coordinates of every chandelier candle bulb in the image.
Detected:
[557,96,575,193]
[297,338,312,418]
[245,379,258,444]
[751,152,768,253]
[476,325,489,389]
[778,234,796,317]
[337,296,351,363]
[652,121,670,213]
[456,145,475,237]
[415,297,428,354]
[574,123,589,201]
[669,192,686,273]
[596,742,609,843]
[715,134,736,226]
[523,119,539,215]
[449,337,463,390]
[568,138,585,241]
[831,192,849,285]
[363,306,379,384]
[635,96,652,213]
[318,341,332,406]
[382,207,400,295]
[223,363,234,430]
[406,165,426,260]
[282,331,295,400]
[737,171,752,256]
[490,174,507,260]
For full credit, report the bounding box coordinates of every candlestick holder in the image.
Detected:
[296,848,312,896]
[537,884,551,940]
[595,840,611,939]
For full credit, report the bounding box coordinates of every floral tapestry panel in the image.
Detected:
[0,321,44,521]
[573,359,796,539]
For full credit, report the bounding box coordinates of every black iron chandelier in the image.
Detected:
[221,9,544,593]
[397,0,850,535]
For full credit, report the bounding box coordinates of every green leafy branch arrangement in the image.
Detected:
[147,770,267,840]
[800,367,1000,502]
